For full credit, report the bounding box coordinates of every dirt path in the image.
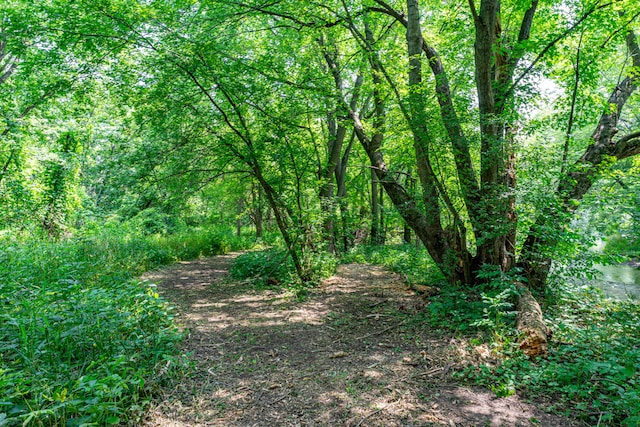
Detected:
[142,253,581,427]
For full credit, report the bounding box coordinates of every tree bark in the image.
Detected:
[515,283,551,357]
[370,168,382,245]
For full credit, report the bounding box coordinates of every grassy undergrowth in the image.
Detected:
[346,244,640,426]
[459,291,640,426]
[230,247,338,298]
[0,225,252,426]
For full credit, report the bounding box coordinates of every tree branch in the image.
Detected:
[508,1,615,98]
[468,0,479,22]
[614,131,640,160]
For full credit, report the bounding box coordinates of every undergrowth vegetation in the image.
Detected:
[347,244,640,427]
[230,247,338,298]
[0,225,251,426]
[458,289,640,426]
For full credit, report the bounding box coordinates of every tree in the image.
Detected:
[12,0,637,356]
[217,0,640,354]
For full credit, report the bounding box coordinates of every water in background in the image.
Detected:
[593,263,640,300]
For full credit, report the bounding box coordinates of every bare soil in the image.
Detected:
[142,253,582,427]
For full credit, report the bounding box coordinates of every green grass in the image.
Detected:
[0,225,252,426]
[230,247,338,299]
[346,244,640,426]
[341,243,444,284]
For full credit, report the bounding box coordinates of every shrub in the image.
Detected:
[231,247,338,298]
[0,225,250,426]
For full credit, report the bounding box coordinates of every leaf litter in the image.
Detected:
[142,253,584,427]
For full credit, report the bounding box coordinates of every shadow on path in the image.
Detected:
[142,253,582,427]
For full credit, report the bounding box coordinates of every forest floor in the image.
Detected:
[141,253,583,427]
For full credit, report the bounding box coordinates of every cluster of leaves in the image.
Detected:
[0,224,250,426]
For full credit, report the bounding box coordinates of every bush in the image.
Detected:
[231,248,295,287]
[231,247,338,298]
[0,225,251,426]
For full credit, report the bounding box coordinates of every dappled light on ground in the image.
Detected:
[143,255,580,426]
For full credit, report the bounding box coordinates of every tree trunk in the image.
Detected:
[370,168,382,245]
[379,182,386,244]
[336,131,355,252]
[403,223,411,244]
[236,197,243,237]
[345,2,467,283]
[318,37,363,255]
[252,181,263,239]
[254,169,307,281]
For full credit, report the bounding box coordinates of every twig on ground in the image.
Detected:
[269,391,291,406]
[355,322,404,340]
[354,399,400,427]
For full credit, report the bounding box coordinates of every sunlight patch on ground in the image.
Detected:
[191,301,228,308]
[363,369,383,379]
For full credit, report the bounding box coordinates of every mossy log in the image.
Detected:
[515,283,551,358]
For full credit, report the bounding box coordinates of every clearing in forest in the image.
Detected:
[142,253,580,427]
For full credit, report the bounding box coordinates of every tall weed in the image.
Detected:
[0,225,250,426]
